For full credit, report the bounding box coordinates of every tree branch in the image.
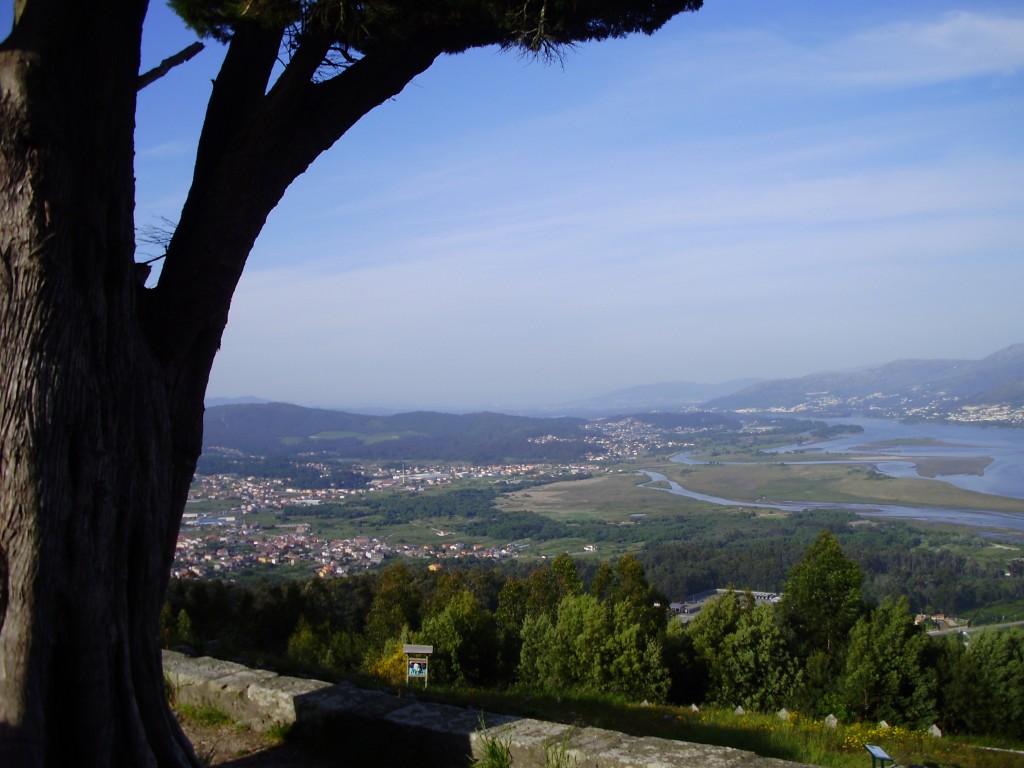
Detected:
[137,42,204,90]
[144,42,442,381]
[190,22,283,191]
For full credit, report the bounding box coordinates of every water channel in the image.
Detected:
[640,418,1024,536]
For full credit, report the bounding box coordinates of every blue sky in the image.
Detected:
[7,2,1024,411]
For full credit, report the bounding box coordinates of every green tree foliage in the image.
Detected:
[494,577,529,675]
[930,634,984,736]
[716,603,801,712]
[589,561,614,602]
[604,600,671,702]
[175,609,195,646]
[945,629,1024,739]
[420,587,499,686]
[524,567,564,620]
[158,557,1023,742]
[598,554,664,640]
[686,588,744,701]
[662,618,703,705]
[517,557,670,703]
[840,597,936,728]
[364,562,422,653]
[781,531,864,659]
[518,594,669,702]
[551,553,584,599]
[171,0,704,59]
[286,616,366,674]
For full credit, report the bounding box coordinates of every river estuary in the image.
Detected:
[641,418,1024,536]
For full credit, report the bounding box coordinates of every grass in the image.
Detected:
[659,461,1024,513]
[264,721,293,744]
[417,686,1024,768]
[175,701,235,728]
[471,715,513,768]
[542,732,579,768]
[497,470,706,523]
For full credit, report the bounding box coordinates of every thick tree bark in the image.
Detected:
[0,2,202,766]
[1,4,441,765]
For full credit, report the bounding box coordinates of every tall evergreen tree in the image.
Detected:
[717,603,801,712]
[840,597,936,728]
[780,532,865,714]
[955,628,1024,739]
[781,531,864,659]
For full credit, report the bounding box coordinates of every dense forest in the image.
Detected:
[265,484,1024,616]
[164,535,1024,740]
[638,508,1024,615]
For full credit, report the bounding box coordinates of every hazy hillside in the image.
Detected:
[202,402,598,463]
[707,343,1024,411]
[938,343,1024,404]
[562,378,760,414]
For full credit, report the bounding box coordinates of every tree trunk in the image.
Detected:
[3,0,704,763]
[0,5,443,764]
[1,3,202,765]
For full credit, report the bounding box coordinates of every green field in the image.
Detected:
[660,460,1024,512]
[497,459,1024,523]
[498,470,706,523]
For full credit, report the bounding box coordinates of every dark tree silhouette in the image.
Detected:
[0,1,703,764]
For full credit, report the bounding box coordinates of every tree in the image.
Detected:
[605,554,664,638]
[839,596,936,728]
[781,531,864,663]
[949,628,1024,739]
[495,576,529,677]
[716,603,801,712]
[0,2,703,763]
[779,532,864,714]
[518,592,668,702]
[363,562,421,654]
[604,599,670,702]
[420,587,498,687]
[684,590,747,704]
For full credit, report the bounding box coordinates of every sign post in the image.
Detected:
[403,644,433,688]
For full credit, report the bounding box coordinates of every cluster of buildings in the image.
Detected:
[583,417,698,460]
[171,523,529,580]
[943,403,1024,427]
[377,462,598,488]
[736,394,1024,428]
[186,459,599,516]
[174,458,603,579]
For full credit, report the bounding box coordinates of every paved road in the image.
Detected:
[927,619,1024,636]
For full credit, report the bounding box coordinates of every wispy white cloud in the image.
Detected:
[837,11,1024,86]
[136,140,189,158]
[626,9,1024,98]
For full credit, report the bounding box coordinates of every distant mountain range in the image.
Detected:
[706,343,1024,413]
[556,379,762,415]
[202,403,595,462]
[204,345,1024,448]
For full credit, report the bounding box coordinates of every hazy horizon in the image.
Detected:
[204,340,1020,413]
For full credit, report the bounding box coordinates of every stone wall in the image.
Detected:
[163,651,812,768]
